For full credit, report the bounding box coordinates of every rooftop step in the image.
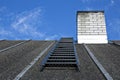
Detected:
[50,54,75,56]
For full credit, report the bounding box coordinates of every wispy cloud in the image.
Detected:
[0,7,60,40]
[84,7,94,11]
[81,0,88,2]
[45,34,60,40]
[108,0,115,7]
[11,7,45,39]
[81,0,96,3]
[111,0,115,6]
[0,27,13,39]
[0,28,12,35]
[105,0,115,10]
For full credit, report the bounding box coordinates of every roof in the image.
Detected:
[0,40,120,80]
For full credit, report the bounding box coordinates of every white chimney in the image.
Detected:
[77,11,108,44]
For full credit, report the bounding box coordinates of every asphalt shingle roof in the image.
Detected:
[0,40,120,80]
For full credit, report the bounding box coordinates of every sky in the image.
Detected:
[0,0,120,40]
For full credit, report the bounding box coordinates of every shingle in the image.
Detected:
[87,43,120,80]
[0,40,120,80]
[0,40,54,80]
[19,43,106,80]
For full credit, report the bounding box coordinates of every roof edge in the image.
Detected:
[77,10,104,13]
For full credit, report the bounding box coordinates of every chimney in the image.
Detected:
[77,11,108,44]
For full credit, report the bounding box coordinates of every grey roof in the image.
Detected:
[0,40,120,80]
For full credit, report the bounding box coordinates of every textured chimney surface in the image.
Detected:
[77,11,108,44]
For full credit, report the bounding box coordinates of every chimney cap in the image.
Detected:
[77,10,104,13]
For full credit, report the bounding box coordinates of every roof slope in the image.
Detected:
[0,40,54,80]
[0,40,120,80]
[87,44,120,80]
[20,44,105,80]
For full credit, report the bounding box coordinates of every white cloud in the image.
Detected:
[0,7,61,40]
[84,7,94,11]
[0,28,11,35]
[12,8,41,28]
[108,0,115,7]
[111,0,114,5]
[81,0,95,3]
[0,7,45,40]
[105,0,115,10]
[11,7,46,39]
[45,34,60,40]
[0,27,13,39]
[81,0,89,3]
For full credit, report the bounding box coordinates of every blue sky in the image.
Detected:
[0,0,120,40]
